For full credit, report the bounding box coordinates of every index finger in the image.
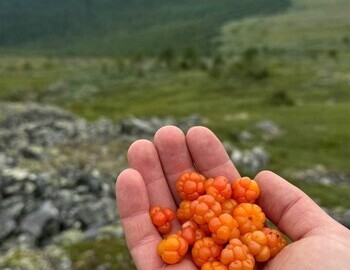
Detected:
[186,126,241,182]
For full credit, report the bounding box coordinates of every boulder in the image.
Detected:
[20,201,59,240]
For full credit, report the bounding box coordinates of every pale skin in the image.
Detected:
[116,126,350,270]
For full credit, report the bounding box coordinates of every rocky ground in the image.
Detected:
[0,102,349,269]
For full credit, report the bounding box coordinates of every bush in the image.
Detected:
[267,90,295,106]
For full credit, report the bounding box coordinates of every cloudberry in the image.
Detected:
[199,223,211,236]
[241,231,270,262]
[192,237,222,267]
[150,206,175,234]
[157,234,188,264]
[221,199,238,216]
[209,213,240,245]
[220,238,255,270]
[177,200,193,224]
[176,172,206,201]
[232,177,260,204]
[178,220,206,246]
[205,176,232,203]
[262,227,287,258]
[202,261,228,270]
[233,203,265,234]
[191,195,222,225]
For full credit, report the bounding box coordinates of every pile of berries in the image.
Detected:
[150,172,287,269]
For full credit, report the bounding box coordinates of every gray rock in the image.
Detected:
[21,146,44,160]
[0,196,24,220]
[120,117,159,136]
[120,114,202,138]
[236,130,253,142]
[230,146,269,173]
[1,167,32,182]
[20,201,59,238]
[256,120,282,141]
[77,170,102,193]
[293,165,350,185]
[51,229,85,245]
[0,218,16,241]
[75,198,116,229]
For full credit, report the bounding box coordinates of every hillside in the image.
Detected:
[220,0,350,56]
[0,0,290,56]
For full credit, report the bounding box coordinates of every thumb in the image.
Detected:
[254,170,342,241]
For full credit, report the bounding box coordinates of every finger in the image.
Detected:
[128,139,177,210]
[116,169,163,270]
[254,170,339,241]
[154,126,197,204]
[186,126,241,182]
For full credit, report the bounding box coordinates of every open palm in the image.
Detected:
[116,126,350,270]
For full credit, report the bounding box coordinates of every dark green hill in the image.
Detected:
[0,0,290,56]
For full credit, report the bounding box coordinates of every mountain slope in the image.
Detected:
[0,0,290,56]
[220,0,350,56]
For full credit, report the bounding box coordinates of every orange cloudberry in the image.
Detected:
[192,237,222,267]
[241,231,270,262]
[205,176,232,203]
[262,227,287,258]
[150,206,175,234]
[220,238,255,270]
[221,199,238,216]
[178,220,206,246]
[233,203,265,234]
[191,195,222,225]
[177,200,193,224]
[157,234,188,264]
[209,213,240,245]
[176,172,206,201]
[199,223,211,236]
[232,177,260,204]
[202,261,228,270]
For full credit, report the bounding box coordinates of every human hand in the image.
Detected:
[116,126,350,270]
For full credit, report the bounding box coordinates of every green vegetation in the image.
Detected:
[63,238,135,270]
[220,0,350,56]
[0,0,290,56]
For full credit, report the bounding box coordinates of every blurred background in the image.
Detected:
[0,0,349,269]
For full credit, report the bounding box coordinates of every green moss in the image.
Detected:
[63,237,135,270]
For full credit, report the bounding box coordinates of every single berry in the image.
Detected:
[176,172,206,201]
[191,195,222,225]
[262,227,287,258]
[192,237,222,267]
[201,261,228,270]
[233,203,265,234]
[177,200,193,224]
[232,177,260,204]
[209,213,240,245]
[157,234,188,264]
[241,231,270,262]
[220,238,255,270]
[205,176,232,203]
[221,199,238,216]
[178,220,206,246]
[150,206,175,234]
